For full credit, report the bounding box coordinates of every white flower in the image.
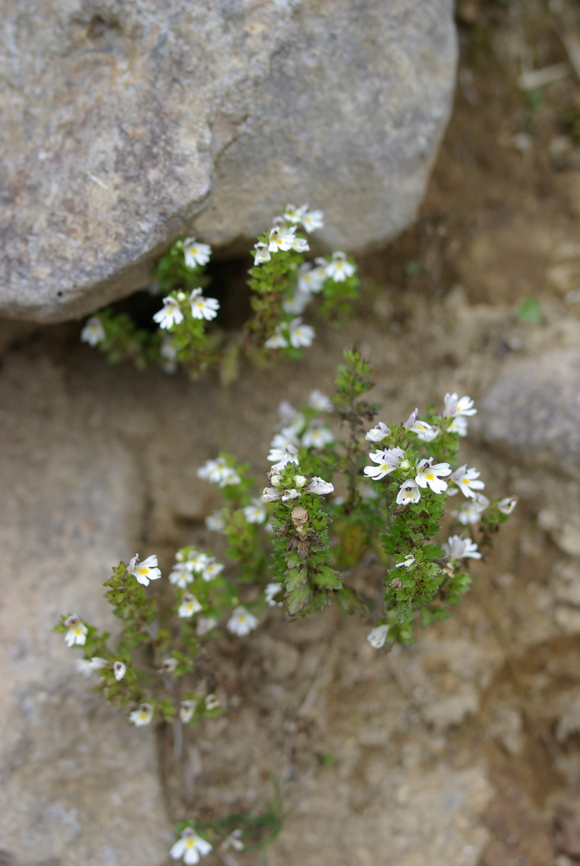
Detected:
[205,694,221,710]
[113,661,126,681]
[455,493,489,525]
[324,251,355,282]
[297,263,326,294]
[201,559,224,581]
[282,289,312,315]
[450,465,485,499]
[223,829,245,852]
[183,238,212,269]
[197,457,241,487]
[448,416,469,436]
[265,582,283,606]
[269,225,303,252]
[243,499,267,524]
[498,496,518,515]
[178,593,203,618]
[302,423,334,448]
[443,535,482,561]
[270,452,300,472]
[415,458,452,494]
[443,393,477,418]
[185,550,210,572]
[301,208,324,233]
[283,204,307,224]
[288,317,315,348]
[396,480,421,505]
[129,703,154,726]
[179,700,197,723]
[367,625,389,649]
[64,615,88,647]
[364,447,405,481]
[170,828,213,864]
[196,617,218,636]
[189,288,219,321]
[128,554,162,586]
[269,428,300,458]
[227,606,259,636]
[253,241,271,264]
[153,296,184,329]
[409,420,440,442]
[365,422,390,442]
[160,335,179,372]
[265,327,288,349]
[278,399,302,428]
[205,509,226,532]
[305,476,334,495]
[395,555,416,568]
[76,657,107,677]
[169,565,194,589]
[263,486,282,502]
[81,317,105,346]
[308,390,333,412]
[403,408,419,429]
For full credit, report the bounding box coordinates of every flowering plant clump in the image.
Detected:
[80,206,359,380]
[56,349,516,858]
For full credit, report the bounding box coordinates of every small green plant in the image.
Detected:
[57,345,516,862]
[81,205,359,380]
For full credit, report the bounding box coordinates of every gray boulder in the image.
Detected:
[1,0,457,323]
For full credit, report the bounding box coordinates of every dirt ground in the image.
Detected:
[4,1,580,864]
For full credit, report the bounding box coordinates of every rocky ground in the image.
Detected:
[2,1,580,864]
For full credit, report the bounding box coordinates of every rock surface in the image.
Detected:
[1,0,457,323]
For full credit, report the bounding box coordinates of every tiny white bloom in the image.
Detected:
[129,703,154,726]
[288,317,315,348]
[308,390,333,412]
[153,296,184,329]
[76,656,107,677]
[297,263,326,294]
[189,288,219,321]
[170,827,213,864]
[301,208,324,233]
[243,499,267,524]
[498,496,518,515]
[302,423,334,449]
[196,616,218,636]
[268,225,300,252]
[253,241,271,264]
[268,442,299,464]
[223,829,245,852]
[283,204,307,223]
[409,420,440,442]
[415,458,452,494]
[395,555,416,568]
[403,408,419,429]
[263,486,282,502]
[367,625,389,649]
[169,565,194,589]
[178,593,203,618]
[64,615,88,647]
[365,421,390,442]
[443,393,477,418]
[160,335,179,372]
[197,458,241,488]
[396,480,421,505]
[305,476,334,495]
[443,535,481,561]
[179,699,197,723]
[113,661,126,681]
[187,550,210,573]
[205,509,226,532]
[205,694,221,711]
[265,582,283,606]
[455,493,489,525]
[325,251,355,282]
[183,238,212,268]
[128,554,162,586]
[227,606,259,636]
[264,327,288,349]
[270,452,300,472]
[281,488,301,501]
[282,289,312,315]
[201,559,224,582]
[364,447,405,481]
[448,415,469,436]
[450,465,485,499]
[81,317,105,346]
